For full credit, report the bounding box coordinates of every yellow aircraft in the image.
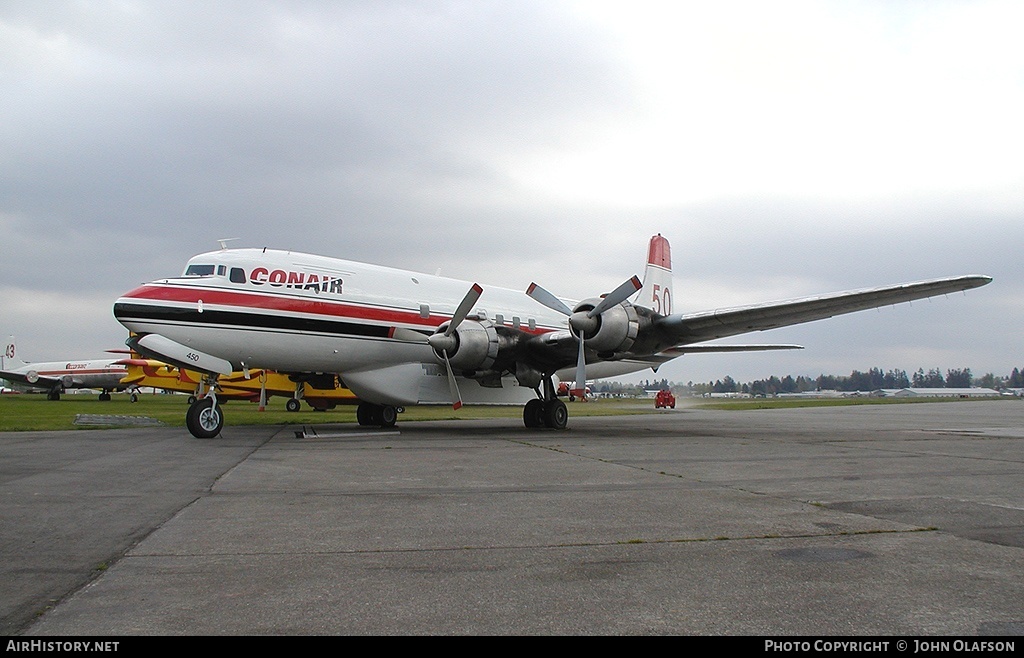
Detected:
[118,358,357,411]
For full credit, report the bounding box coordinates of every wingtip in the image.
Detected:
[962,274,993,289]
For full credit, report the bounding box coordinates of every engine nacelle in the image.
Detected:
[570,298,639,354]
[431,319,500,374]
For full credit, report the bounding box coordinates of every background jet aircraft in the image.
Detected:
[112,234,991,438]
[1,337,131,401]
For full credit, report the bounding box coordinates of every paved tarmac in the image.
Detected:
[2,400,1022,636]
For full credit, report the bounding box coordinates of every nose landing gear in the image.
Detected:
[186,396,223,438]
[186,380,224,439]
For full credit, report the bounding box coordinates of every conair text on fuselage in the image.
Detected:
[248,268,343,294]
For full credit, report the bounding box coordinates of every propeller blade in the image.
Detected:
[575,336,586,400]
[441,350,463,410]
[526,282,573,316]
[446,284,483,337]
[587,275,642,318]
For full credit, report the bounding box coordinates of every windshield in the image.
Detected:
[183,264,216,277]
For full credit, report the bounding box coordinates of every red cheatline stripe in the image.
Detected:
[35,369,124,376]
[121,284,440,327]
[120,284,558,335]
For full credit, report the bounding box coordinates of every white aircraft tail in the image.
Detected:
[635,234,674,315]
[3,336,22,368]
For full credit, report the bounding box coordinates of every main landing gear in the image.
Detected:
[356,401,399,428]
[523,398,568,429]
[523,375,568,430]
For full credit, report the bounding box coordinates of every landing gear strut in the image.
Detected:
[523,376,568,430]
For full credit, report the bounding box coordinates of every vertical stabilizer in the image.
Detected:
[3,336,19,369]
[635,234,674,315]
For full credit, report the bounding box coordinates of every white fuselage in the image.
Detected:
[1,359,127,392]
[113,249,650,405]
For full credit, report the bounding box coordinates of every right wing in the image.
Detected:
[655,275,992,346]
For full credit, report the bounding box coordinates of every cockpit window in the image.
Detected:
[184,264,216,277]
[229,268,246,283]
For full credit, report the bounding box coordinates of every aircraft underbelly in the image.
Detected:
[123,319,429,374]
[416,370,535,406]
[73,374,127,390]
[342,363,535,407]
[558,360,655,381]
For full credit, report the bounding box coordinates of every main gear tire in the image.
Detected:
[523,399,545,428]
[543,399,568,430]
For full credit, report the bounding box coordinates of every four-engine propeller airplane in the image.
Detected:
[1,337,132,401]
[112,234,991,438]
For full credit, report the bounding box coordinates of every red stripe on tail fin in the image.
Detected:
[647,233,671,269]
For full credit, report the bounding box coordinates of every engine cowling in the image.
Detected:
[569,298,639,354]
[429,319,500,373]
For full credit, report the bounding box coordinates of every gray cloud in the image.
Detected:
[1,1,1019,385]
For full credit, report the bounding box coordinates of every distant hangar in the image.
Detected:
[876,387,1002,398]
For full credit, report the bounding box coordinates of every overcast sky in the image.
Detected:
[2,0,1020,386]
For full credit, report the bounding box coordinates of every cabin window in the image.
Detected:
[419,304,430,319]
[184,264,215,277]
[230,268,247,284]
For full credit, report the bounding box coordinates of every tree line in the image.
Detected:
[700,367,1024,396]
[595,367,1024,397]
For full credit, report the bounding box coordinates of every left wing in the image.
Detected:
[654,275,992,347]
[0,369,64,389]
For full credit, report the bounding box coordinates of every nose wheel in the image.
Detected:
[186,396,224,438]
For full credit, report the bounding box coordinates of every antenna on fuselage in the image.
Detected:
[217,238,239,250]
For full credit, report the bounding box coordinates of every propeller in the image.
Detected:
[425,283,483,410]
[526,276,641,399]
